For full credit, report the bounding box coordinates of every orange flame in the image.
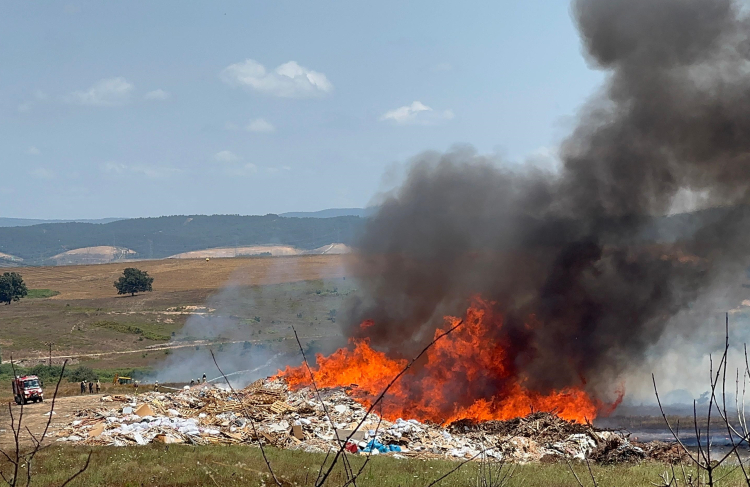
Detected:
[281,298,617,424]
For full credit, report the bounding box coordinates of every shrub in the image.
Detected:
[69,365,97,383]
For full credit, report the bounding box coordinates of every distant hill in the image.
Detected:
[280,208,376,218]
[49,246,137,265]
[168,243,351,259]
[0,217,123,227]
[0,214,364,266]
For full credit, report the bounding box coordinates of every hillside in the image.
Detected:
[280,207,376,218]
[50,246,137,265]
[167,243,351,259]
[0,214,364,265]
[0,217,123,227]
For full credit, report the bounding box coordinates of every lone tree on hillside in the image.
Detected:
[114,267,154,296]
[0,272,28,305]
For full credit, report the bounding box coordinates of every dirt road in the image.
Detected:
[5,335,325,365]
[0,395,97,449]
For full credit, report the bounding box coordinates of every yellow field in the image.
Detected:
[0,255,352,367]
[1,254,350,300]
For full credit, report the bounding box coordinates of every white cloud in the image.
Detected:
[433,62,453,72]
[27,146,41,156]
[144,89,170,100]
[380,101,454,125]
[30,168,54,179]
[213,150,239,162]
[102,161,178,179]
[226,163,258,176]
[65,77,134,106]
[246,118,275,133]
[103,162,127,173]
[17,91,48,113]
[220,59,333,98]
[211,150,257,176]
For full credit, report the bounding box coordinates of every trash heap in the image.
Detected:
[55,379,687,464]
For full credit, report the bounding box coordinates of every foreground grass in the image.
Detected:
[3,444,748,486]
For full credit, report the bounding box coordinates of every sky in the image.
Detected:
[1,1,604,219]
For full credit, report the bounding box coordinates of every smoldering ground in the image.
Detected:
[343,0,750,404]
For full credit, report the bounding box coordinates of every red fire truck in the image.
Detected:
[12,375,44,405]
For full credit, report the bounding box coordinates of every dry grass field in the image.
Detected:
[2,254,350,300]
[0,255,353,370]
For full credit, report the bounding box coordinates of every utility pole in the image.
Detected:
[44,342,54,367]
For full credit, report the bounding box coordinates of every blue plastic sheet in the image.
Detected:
[361,439,402,453]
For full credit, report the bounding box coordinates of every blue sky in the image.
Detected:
[1,1,603,219]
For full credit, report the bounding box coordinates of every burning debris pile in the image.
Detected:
[330,0,750,416]
[282,300,616,425]
[56,380,683,464]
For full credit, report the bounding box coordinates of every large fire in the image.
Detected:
[281,298,619,424]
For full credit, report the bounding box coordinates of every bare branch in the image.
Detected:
[316,319,464,487]
[652,374,701,466]
[565,458,586,487]
[426,444,503,487]
[209,349,282,487]
[290,327,357,486]
[58,451,92,487]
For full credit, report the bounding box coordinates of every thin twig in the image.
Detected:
[342,401,385,487]
[653,374,701,466]
[58,451,92,487]
[290,327,356,486]
[565,457,586,487]
[209,350,282,487]
[426,444,502,487]
[23,360,69,487]
[315,319,464,487]
[584,455,598,487]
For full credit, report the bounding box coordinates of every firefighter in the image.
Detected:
[88,381,93,394]
[202,374,206,384]
[96,380,101,393]
[154,381,159,392]
[80,380,86,394]
[189,379,195,387]
[134,380,139,394]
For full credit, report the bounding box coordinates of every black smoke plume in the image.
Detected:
[344,0,750,401]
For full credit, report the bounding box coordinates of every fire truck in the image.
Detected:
[11,375,44,405]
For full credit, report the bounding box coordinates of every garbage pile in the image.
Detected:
[55,379,686,463]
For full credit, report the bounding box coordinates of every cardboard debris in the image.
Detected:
[56,378,679,464]
[135,404,155,417]
[153,434,184,444]
[335,429,365,444]
[290,424,304,440]
[88,423,104,438]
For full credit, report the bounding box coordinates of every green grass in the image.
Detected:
[92,320,170,341]
[25,289,60,299]
[6,445,749,487]
[0,363,152,388]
